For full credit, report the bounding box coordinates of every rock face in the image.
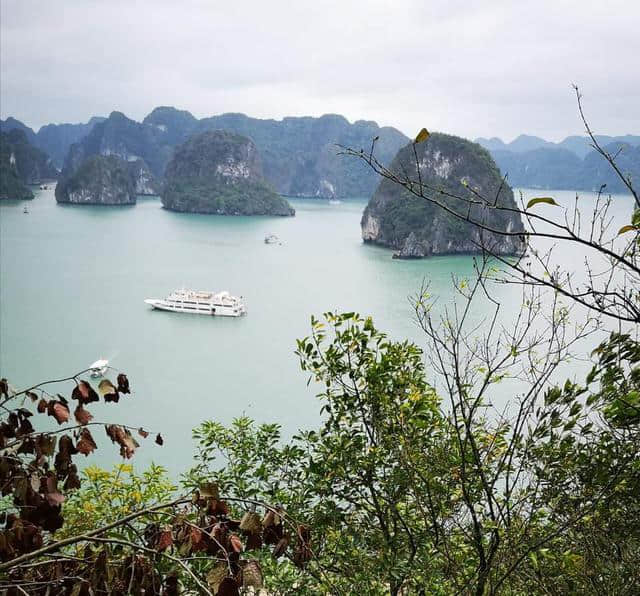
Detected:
[58,111,163,189]
[362,133,525,258]
[127,159,161,195]
[0,129,58,200]
[55,155,135,205]
[55,112,162,204]
[161,131,294,216]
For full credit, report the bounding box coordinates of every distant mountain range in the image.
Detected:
[3,109,409,199]
[475,134,640,193]
[476,134,640,159]
[1,111,637,197]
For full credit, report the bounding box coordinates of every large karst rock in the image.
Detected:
[161,130,295,216]
[54,155,136,205]
[361,133,525,258]
[0,129,58,200]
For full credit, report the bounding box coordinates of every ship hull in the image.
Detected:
[144,299,246,317]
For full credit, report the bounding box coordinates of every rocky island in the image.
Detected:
[55,155,136,205]
[161,130,294,216]
[0,129,57,200]
[362,133,525,258]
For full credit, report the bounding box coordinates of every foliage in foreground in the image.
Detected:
[188,312,640,595]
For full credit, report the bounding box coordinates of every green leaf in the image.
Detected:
[526,197,558,209]
[617,224,639,235]
[414,128,430,143]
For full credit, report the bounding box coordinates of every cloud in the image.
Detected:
[1,0,638,141]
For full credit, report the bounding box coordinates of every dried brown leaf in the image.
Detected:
[76,429,97,456]
[72,380,99,405]
[74,405,93,425]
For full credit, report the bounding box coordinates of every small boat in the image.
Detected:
[89,359,109,378]
[329,199,342,205]
[23,206,29,214]
[39,184,48,190]
[264,233,280,244]
[145,288,247,317]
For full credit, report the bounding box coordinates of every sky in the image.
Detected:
[1,0,638,141]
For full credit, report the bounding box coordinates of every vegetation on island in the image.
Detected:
[161,130,295,216]
[361,132,524,257]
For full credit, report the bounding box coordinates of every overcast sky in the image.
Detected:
[1,0,638,141]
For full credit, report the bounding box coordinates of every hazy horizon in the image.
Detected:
[1,0,639,142]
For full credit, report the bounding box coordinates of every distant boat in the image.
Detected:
[89,359,109,378]
[329,199,342,205]
[23,206,29,214]
[264,233,280,244]
[39,184,48,190]
[145,288,247,317]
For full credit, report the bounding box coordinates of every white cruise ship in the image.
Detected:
[144,289,247,317]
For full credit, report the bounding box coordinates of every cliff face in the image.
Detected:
[56,112,162,203]
[55,155,136,205]
[127,159,161,195]
[0,130,58,199]
[161,130,294,216]
[60,111,163,185]
[362,133,525,258]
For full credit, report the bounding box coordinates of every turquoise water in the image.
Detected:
[0,187,635,474]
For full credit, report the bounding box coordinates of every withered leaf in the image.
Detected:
[206,563,228,592]
[155,433,164,446]
[239,511,262,534]
[217,577,240,596]
[199,482,220,499]
[72,380,99,405]
[105,425,139,459]
[189,526,206,552]
[138,428,149,438]
[76,429,97,456]
[47,401,70,425]
[26,391,39,402]
[293,542,313,568]
[117,373,130,394]
[35,434,56,457]
[245,532,263,551]
[272,535,289,559]
[207,499,229,516]
[241,560,263,588]
[155,527,173,552]
[74,405,93,426]
[37,398,48,413]
[229,534,243,553]
[98,379,119,403]
[64,465,81,491]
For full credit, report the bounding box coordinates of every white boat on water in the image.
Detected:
[89,359,109,378]
[144,288,247,317]
[264,233,280,244]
